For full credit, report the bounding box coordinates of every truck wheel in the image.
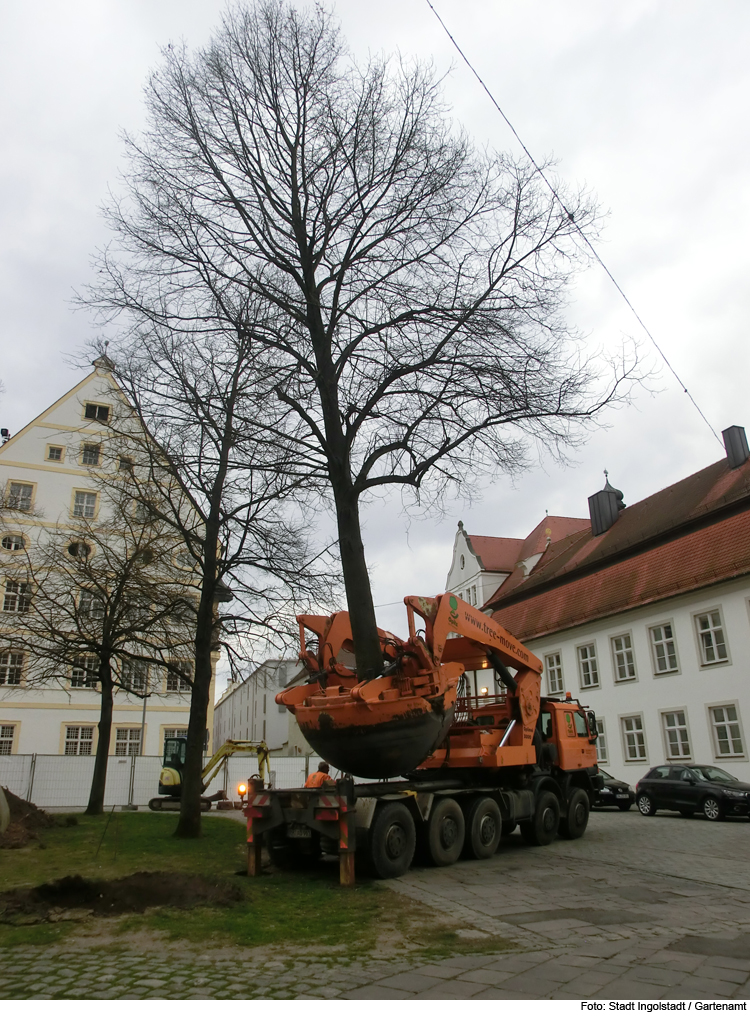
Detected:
[464,797,502,859]
[519,791,560,846]
[369,802,416,879]
[427,798,465,866]
[559,788,590,840]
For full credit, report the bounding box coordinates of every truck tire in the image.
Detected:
[558,788,590,840]
[464,797,502,859]
[426,798,465,866]
[368,802,416,879]
[519,791,560,846]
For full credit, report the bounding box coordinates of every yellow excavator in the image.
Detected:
[148,738,270,811]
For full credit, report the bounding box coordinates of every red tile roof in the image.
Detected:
[491,508,750,641]
[467,534,523,572]
[487,453,750,640]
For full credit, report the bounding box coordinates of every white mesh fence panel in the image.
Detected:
[30,756,96,807]
[130,757,163,806]
[0,755,32,799]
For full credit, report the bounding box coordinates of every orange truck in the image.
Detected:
[244,594,602,883]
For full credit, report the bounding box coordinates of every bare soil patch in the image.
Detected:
[0,871,244,925]
[0,788,58,849]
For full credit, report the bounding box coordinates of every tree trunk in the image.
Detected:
[333,487,384,680]
[85,658,114,816]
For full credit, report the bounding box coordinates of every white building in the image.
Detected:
[0,357,217,757]
[213,659,304,754]
[479,425,750,784]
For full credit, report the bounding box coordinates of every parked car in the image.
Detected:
[636,764,750,821]
[593,769,634,811]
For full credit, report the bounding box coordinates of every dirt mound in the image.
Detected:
[0,788,57,849]
[0,871,244,925]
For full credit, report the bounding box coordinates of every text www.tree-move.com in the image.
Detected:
[582,1001,747,1012]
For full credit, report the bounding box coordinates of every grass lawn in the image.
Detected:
[0,812,512,958]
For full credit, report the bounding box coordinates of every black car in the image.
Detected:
[636,764,750,821]
[593,769,635,811]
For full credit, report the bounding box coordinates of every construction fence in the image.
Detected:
[0,753,313,810]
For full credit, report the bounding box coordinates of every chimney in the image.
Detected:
[722,425,749,469]
[588,473,626,537]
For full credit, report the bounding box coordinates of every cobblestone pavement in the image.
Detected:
[2,809,750,1000]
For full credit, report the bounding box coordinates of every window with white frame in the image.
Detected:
[662,710,691,759]
[0,651,24,685]
[81,443,101,466]
[7,482,33,512]
[0,725,15,755]
[84,402,109,423]
[3,580,32,613]
[472,585,477,606]
[595,719,608,763]
[709,705,745,757]
[166,662,192,692]
[163,728,185,742]
[695,610,728,665]
[71,655,98,689]
[115,728,141,756]
[545,653,564,694]
[650,622,679,674]
[1,534,25,551]
[65,725,94,755]
[121,660,149,693]
[577,643,599,688]
[73,490,97,518]
[78,589,104,619]
[611,633,636,681]
[621,715,647,761]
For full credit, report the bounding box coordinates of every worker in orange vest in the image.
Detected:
[304,761,334,788]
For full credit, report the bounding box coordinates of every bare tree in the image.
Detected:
[84,332,337,838]
[0,491,197,815]
[86,1,637,683]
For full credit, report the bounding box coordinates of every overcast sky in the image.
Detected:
[2,1,749,677]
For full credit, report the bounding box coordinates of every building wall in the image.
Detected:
[213,660,301,753]
[445,530,508,608]
[0,362,216,756]
[523,575,750,784]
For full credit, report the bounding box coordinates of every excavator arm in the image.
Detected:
[201,740,270,789]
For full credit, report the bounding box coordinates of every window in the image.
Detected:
[710,705,745,757]
[81,443,101,467]
[84,403,109,422]
[71,655,98,689]
[166,662,192,692]
[115,728,141,756]
[47,445,63,462]
[621,715,647,761]
[662,710,691,759]
[65,725,94,756]
[0,652,24,685]
[67,540,92,559]
[7,482,33,511]
[119,456,134,472]
[577,643,599,688]
[0,724,15,755]
[545,652,564,694]
[78,590,104,619]
[650,623,679,674]
[611,633,636,681]
[472,585,477,606]
[163,728,185,742]
[121,660,149,693]
[595,719,608,763]
[3,580,32,613]
[2,534,25,551]
[460,555,465,569]
[73,491,97,518]
[695,610,728,665]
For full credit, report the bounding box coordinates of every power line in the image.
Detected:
[424,0,723,449]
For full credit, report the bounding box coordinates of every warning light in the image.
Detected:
[480,686,489,696]
[237,782,247,796]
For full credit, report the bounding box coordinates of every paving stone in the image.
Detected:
[704,957,750,972]
[457,968,514,986]
[342,984,415,999]
[375,971,448,993]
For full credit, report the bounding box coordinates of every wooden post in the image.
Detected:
[246,777,263,877]
[338,778,356,887]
